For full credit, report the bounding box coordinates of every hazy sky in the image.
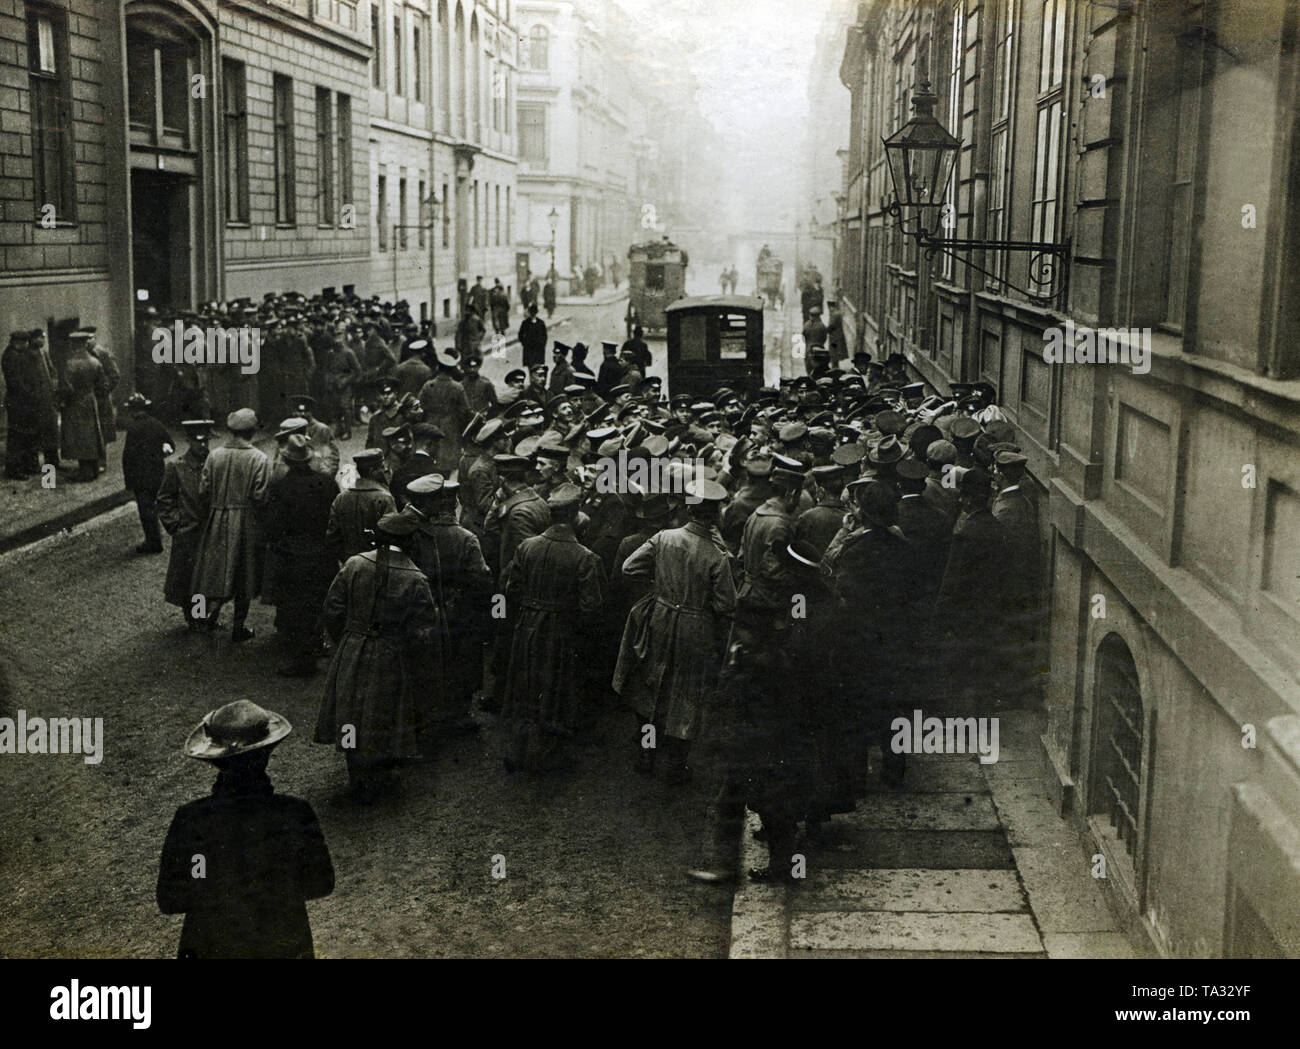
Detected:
[613,0,843,228]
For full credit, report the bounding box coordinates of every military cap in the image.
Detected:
[901,382,926,400]
[925,439,958,466]
[376,510,421,538]
[435,347,460,368]
[809,344,831,357]
[984,419,1018,445]
[501,400,536,421]
[474,418,506,445]
[381,424,412,441]
[831,442,866,466]
[227,408,258,432]
[811,463,847,484]
[181,419,215,436]
[461,412,487,443]
[587,425,618,443]
[896,457,930,482]
[642,433,670,457]
[493,453,532,474]
[684,478,728,503]
[853,479,899,519]
[353,448,385,467]
[572,372,598,388]
[741,454,773,477]
[505,368,527,384]
[546,395,570,415]
[995,450,1029,468]
[412,421,445,438]
[408,474,457,495]
[597,436,625,458]
[873,410,908,436]
[125,392,152,411]
[514,434,542,458]
[563,384,586,397]
[546,482,583,511]
[670,393,693,409]
[406,339,429,353]
[771,454,806,486]
[601,340,619,353]
[378,378,399,394]
[950,416,981,441]
[553,341,571,355]
[288,394,316,412]
[778,421,809,443]
[807,426,837,449]
[777,539,823,569]
[908,424,943,459]
[67,329,93,343]
[755,386,780,402]
[610,384,632,399]
[535,441,569,461]
[697,411,723,426]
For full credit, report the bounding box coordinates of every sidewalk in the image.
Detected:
[728,708,1153,959]
[555,286,628,308]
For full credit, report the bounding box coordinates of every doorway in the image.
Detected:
[131,170,193,312]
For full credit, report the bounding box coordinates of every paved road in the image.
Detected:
[0,417,732,959]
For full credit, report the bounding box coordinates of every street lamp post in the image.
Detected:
[548,206,559,281]
[391,190,441,326]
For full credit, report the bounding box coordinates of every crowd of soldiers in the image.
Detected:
[129,285,1042,895]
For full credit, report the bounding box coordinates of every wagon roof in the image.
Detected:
[665,295,766,314]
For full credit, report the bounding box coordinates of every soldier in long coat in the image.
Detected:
[794,463,847,557]
[315,511,440,801]
[58,332,107,481]
[417,352,471,476]
[158,700,334,958]
[325,449,396,562]
[518,304,548,367]
[3,330,57,478]
[121,393,173,554]
[157,420,213,627]
[261,434,340,677]
[403,476,493,741]
[499,484,604,773]
[613,481,735,781]
[191,408,270,640]
[87,332,120,464]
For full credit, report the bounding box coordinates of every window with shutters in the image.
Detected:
[27,4,75,223]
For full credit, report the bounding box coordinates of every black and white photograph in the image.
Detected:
[0,0,1296,997]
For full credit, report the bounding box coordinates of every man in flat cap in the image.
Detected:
[614,478,735,784]
[158,420,214,628]
[499,482,604,772]
[287,395,340,481]
[158,700,334,958]
[121,392,173,554]
[326,449,397,563]
[404,474,493,742]
[191,408,269,641]
[316,510,439,802]
[58,330,108,481]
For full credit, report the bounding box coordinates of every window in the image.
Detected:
[437,1,450,130]
[126,24,195,150]
[413,19,423,101]
[418,179,426,247]
[273,74,296,225]
[377,173,388,250]
[442,178,450,247]
[454,3,465,136]
[1088,635,1150,886]
[494,184,500,246]
[505,186,511,242]
[1162,1,1205,329]
[472,179,478,245]
[519,103,546,162]
[646,264,665,290]
[940,2,964,282]
[337,93,353,206]
[399,176,408,248]
[27,4,74,223]
[223,59,249,223]
[529,25,549,70]
[1028,0,1065,297]
[393,13,403,95]
[988,0,1015,284]
[316,87,334,225]
[371,2,382,88]
[470,15,481,139]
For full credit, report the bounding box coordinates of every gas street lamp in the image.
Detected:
[547,206,559,281]
[883,78,1069,307]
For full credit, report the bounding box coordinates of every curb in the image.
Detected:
[0,488,133,558]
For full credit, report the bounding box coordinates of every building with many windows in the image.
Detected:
[837,0,1300,957]
[0,0,523,402]
[514,0,636,287]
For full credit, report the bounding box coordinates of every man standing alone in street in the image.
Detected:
[121,392,173,555]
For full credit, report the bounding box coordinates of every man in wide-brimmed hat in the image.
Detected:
[157,700,334,958]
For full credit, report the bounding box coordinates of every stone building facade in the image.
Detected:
[837,0,1300,957]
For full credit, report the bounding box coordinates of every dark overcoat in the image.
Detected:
[157,450,206,607]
